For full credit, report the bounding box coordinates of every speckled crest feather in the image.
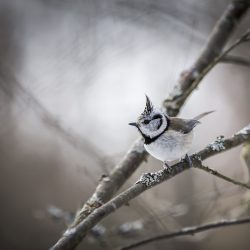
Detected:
[142,95,153,116]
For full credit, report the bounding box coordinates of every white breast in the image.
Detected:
[144,130,194,162]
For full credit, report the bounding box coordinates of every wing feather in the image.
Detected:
[168,110,214,134]
[169,117,200,134]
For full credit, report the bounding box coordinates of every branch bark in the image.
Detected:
[71,0,250,229]
[50,124,250,250]
[118,217,250,250]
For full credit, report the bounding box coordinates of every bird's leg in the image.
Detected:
[184,154,193,167]
[163,161,172,173]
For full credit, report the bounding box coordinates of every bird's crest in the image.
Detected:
[142,95,153,116]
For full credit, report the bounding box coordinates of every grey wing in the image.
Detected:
[169,117,200,134]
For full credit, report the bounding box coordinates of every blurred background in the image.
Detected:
[0,0,250,249]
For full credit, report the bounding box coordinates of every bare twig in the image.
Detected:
[222,55,250,67]
[50,124,250,250]
[195,164,250,189]
[117,217,250,250]
[71,0,250,228]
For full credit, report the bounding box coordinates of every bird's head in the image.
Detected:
[129,95,169,139]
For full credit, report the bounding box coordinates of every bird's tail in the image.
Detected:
[193,110,215,121]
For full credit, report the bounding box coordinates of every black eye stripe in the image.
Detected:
[143,115,162,125]
[152,114,162,120]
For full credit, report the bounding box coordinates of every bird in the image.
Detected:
[129,95,213,168]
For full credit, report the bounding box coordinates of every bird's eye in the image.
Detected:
[143,119,150,125]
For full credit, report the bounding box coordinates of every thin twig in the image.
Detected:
[117,217,250,250]
[221,55,250,67]
[50,124,250,250]
[71,0,250,229]
[195,164,250,189]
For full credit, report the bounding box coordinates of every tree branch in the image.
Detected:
[71,0,250,229]
[50,124,250,250]
[117,217,250,250]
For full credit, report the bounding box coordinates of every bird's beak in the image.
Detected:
[129,122,138,127]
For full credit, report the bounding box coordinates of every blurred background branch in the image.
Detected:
[118,216,250,250]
